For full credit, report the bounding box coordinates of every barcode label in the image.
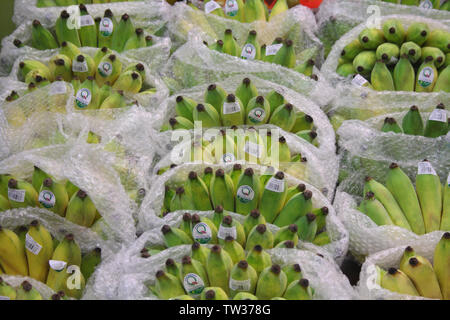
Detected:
[0,296,10,300]
[72,59,88,73]
[80,15,95,27]
[266,44,283,56]
[8,188,25,202]
[49,81,67,95]
[229,278,251,291]
[25,233,42,255]
[49,260,67,271]
[265,177,285,193]
[417,161,437,176]
[217,225,237,240]
[244,141,262,158]
[205,1,222,13]
[223,102,241,114]
[352,74,368,86]
[429,109,447,123]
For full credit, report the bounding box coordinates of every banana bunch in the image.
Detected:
[337,19,450,93]
[148,243,313,300]
[21,7,153,53]
[358,160,449,234]
[0,279,44,300]
[381,0,450,11]
[206,29,318,77]
[159,167,330,246]
[378,232,450,300]
[37,0,141,7]
[161,78,319,147]
[0,222,102,299]
[0,166,101,228]
[381,104,448,138]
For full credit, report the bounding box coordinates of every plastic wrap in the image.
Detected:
[137,163,349,263]
[0,143,137,248]
[321,15,450,117]
[161,30,335,107]
[317,0,450,58]
[357,235,444,299]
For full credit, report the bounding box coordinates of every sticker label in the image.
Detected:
[7,188,25,203]
[0,296,10,300]
[99,17,114,36]
[75,88,92,109]
[221,153,236,163]
[97,61,113,77]
[229,278,251,291]
[218,225,237,240]
[49,81,67,95]
[417,161,437,176]
[419,0,433,9]
[429,109,447,123]
[418,67,434,88]
[183,273,205,297]
[241,43,256,60]
[25,233,42,255]
[223,102,241,114]
[80,15,95,27]
[225,0,239,16]
[352,74,368,86]
[192,222,212,244]
[265,177,285,192]
[248,107,266,123]
[72,59,88,73]
[205,1,222,14]
[244,141,263,158]
[49,260,67,271]
[236,185,255,203]
[266,44,283,56]
[38,190,56,209]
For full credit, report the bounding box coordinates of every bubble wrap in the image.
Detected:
[0,143,137,248]
[321,15,450,116]
[317,0,450,58]
[357,235,444,300]
[137,162,349,263]
[0,275,56,300]
[83,220,356,300]
[0,17,172,77]
[161,29,336,107]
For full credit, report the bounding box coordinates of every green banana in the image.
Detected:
[16,281,42,300]
[223,29,241,57]
[424,30,450,54]
[265,89,285,115]
[393,55,416,92]
[380,267,420,297]
[258,171,287,223]
[401,106,424,135]
[371,60,395,91]
[170,186,195,212]
[376,43,400,65]
[382,19,405,46]
[406,22,430,46]
[341,39,364,61]
[283,263,302,285]
[80,247,101,281]
[245,224,274,250]
[416,56,438,92]
[98,9,116,49]
[424,104,448,137]
[224,0,245,22]
[246,244,271,276]
[112,71,142,94]
[244,0,266,22]
[78,5,97,48]
[246,96,270,125]
[19,60,51,81]
[433,232,450,300]
[111,14,134,53]
[274,190,312,227]
[206,245,233,295]
[283,278,312,300]
[433,65,450,93]
[60,41,81,62]
[359,28,385,50]
[154,270,185,299]
[222,236,246,264]
[294,213,318,242]
[31,20,58,50]
[7,178,39,208]
[167,117,194,130]
[193,103,221,128]
[235,168,260,215]
[55,10,81,47]
[421,47,446,69]
[180,255,209,298]
[381,117,403,133]
[360,191,394,226]
[185,171,212,211]
[243,209,266,235]
[235,77,258,109]
[441,175,450,231]
[210,169,235,212]
[241,30,260,61]
[353,50,376,76]
[38,177,69,217]
[274,224,299,247]
[272,39,296,69]
[218,215,246,247]
[25,220,53,283]
[269,103,296,132]
[200,287,229,300]
[221,93,245,126]
[191,242,210,266]
[191,214,218,244]
[161,225,193,247]
[175,96,196,122]
[229,260,258,298]
[72,54,95,83]
[233,292,258,300]
[255,264,287,299]
[400,41,422,64]
[0,278,16,300]
[65,189,97,227]
[205,84,227,115]
[123,28,146,51]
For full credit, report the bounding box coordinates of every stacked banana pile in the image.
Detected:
[37,0,142,8]
[379,0,450,10]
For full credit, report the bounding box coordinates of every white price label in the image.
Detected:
[72,59,88,73]
[352,74,368,86]
[265,44,283,56]
[241,43,256,60]
[25,233,42,255]
[49,260,67,271]
[229,278,251,291]
[417,161,437,176]
[80,15,95,27]
[218,225,237,240]
[223,102,241,114]
[75,88,92,109]
[0,296,10,300]
[244,141,263,158]
[429,109,447,123]
[49,81,67,95]
[99,17,114,36]
[265,176,285,193]
[418,67,435,88]
[8,188,25,202]
[205,1,222,14]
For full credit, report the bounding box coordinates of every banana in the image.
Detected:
[218,215,246,247]
[424,30,450,54]
[223,29,241,57]
[360,191,394,226]
[376,43,400,65]
[222,236,246,264]
[31,20,58,50]
[371,60,395,91]
[97,82,112,106]
[424,103,448,137]
[167,117,194,130]
[124,28,146,51]
[191,242,210,266]
[433,232,450,300]
[80,247,101,281]
[0,278,16,300]
[255,264,287,299]
[180,255,209,298]
[65,190,97,227]
[233,292,258,300]
[359,28,385,50]
[264,37,283,63]
[265,90,286,115]
[283,278,312,300]
[400,256,443,299]
[400,41,422,65]
[244,0,266,22]
[241,30,260,61]
[206,245,233,295]
[295,59,315,77]
[93,46,111,67]
[295,212,318,242]
[26,220,53,283]
[235,77,258,109]
[235,168,260,216]
[406,22,430,46]
[193,103,221,128]
[442,175,450,231]
[205,84,227,115]
[283,264,302,285]
[353,51,376,76]
[65,180,79,200]
[112,71,142,94]
[38,177,69,217]
[268,103,296,132]
[154,270,185,299]
[191,214,218,244]
[246,244,271,276]
[210,169,235,212]
[273,190,312,227]
[433,65,450,93]
[229,260,258,298]
[32,166,50,193]
[386,163,425,235]
[72,54,95,83]
[204,0,225,17]
[0,226,28,276]
[400,246,416,271]
[224,0,245,22]
[245,224,274,250]
[185,171,212,211]
[292,114,314,135]
[221,93,245,126]
[258,171,287,223]
[170,186,195,211]
[274,224,298,247]
[415,160,442,233]
[58,42,80,63]
[245,96,270,125]
[19,60,51,81]
[284,184,306,204]
[161,225,193,247]
[341,39,364,62]
[336,63,356,77]
[0,195,10,212]
[55,10,81,47]
[165,258,182,282]
[381,117,403,133]
[78,5,97,48]
[421,47,446,69]
[180,213,193,240]
[380,267,420,296]
[243,209,266,235]
[175,96,196,122]
[74,76,99,110]
[111,14,135,53]
[382,19,405,46]
[7,178,38,208]
[16,281,42,300]
[209,39,224,53]
[272,39,296,69]
[98,10,116,49]
[48,54,72,82]
[146,35,153,47]
[230,164,242,188]
[416,56,438,92]
[200,287,229,300]
[393,55,416,92]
